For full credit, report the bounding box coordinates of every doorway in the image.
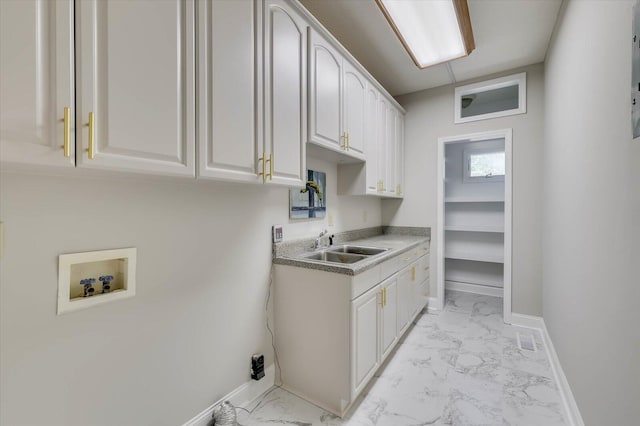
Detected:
[436,129,513,323]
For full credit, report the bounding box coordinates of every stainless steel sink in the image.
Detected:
[328,245,389,256]
[301,250,367,264]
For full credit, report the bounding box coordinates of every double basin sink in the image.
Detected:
[298,245,389,265]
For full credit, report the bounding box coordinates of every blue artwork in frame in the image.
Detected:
[290,170,326,219]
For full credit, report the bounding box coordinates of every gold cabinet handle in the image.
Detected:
[340,132,347,150]
[346,132,350,151]
[378,290,384,306]
[383,287,387,306]
[63,107,71,157]
[268,153,273,181]
[87,112,95,159]
[258,154,266,182]
[411,266,416,281]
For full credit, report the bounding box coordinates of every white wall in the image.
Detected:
[543,1,640,424]
[384,63,544,316]
[0,156,380,426]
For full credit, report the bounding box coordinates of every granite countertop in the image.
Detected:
[272,227,430,276]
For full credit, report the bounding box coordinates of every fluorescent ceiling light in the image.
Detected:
[376,0,475,69]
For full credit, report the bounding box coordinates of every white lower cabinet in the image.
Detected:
[379,278,398,360]
[274,241,429,417]
[396,265,413,336]
[351,284,380,397]
[351,276,397,399]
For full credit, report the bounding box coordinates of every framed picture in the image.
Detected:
[290,170,326,219]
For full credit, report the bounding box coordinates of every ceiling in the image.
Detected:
[299,0,563,96]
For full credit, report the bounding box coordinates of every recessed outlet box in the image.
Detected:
[57,248,136,315]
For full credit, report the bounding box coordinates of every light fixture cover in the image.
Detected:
[376,0,475,69]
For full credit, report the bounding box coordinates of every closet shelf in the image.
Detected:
[444,249,504,264]
[445,196,505,203]
[445,225,504,233]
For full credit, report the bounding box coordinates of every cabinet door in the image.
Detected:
[419,278,430,312]
[376,97,387,193]
[385,105,397,197]
[197,0,258,182]
[76,0,195,176]
[364,84,379,194]
[351,285,380,399]
[308,29,342,151]
[396,266,412,335]
[264,0,306,186]
[395,113,405,197]
[380,278,398,361]
[342,61,366,158]
[0,0,74,167]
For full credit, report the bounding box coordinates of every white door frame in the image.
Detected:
[436,128,513,324]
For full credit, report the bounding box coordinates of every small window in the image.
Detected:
[463,148,505,183]
[454,72,526,124]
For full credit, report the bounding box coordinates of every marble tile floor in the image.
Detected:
[236,291,567,426]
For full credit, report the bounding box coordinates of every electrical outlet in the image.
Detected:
[272,225,283,243]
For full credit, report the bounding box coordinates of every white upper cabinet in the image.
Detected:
[364,84,380,194]
[197,0,258,183]
[1,0,398,194]
[396,112,405,197]
[342,61,366,157]
[198,0,305,187]
[263,0,307,187]
[308,29,342,151]
[75,0,196,176]
[0,0,75,167]
[376,96,388,193]
[384,105,397,197]
[308,29,366,161]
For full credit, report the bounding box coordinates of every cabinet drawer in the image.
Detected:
[398,250,416,268]
[352,265,381,300]
[380,255,402,280]
[417,242,430,256]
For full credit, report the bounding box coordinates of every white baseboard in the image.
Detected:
[539,321,585,426]
[182,364,275,426]
[510,312,545,329]
[509,314,584,426]
[427,297,441,314]
[445,280,503,297]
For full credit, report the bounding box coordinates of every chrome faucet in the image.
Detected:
[314,229,329,249]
